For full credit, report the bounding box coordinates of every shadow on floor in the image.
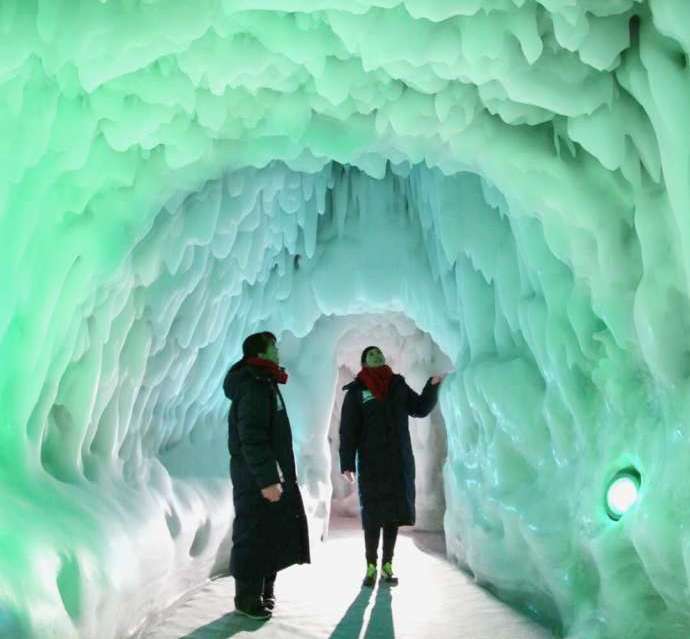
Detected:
[363,586,394,639]
[178,612,267,639]
[329,584,395,639]
[328,587,374,639]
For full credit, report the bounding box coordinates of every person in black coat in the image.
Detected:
[223,331,310,620]
[339,345,443,587]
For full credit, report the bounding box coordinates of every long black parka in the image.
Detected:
[223,360,310,580]
[339,374,439,529]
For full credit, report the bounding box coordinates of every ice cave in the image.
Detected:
[1,1,689,638]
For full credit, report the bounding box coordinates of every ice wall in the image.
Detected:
[1,1,690,638]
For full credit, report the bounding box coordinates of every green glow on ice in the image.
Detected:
[1,2,690,639]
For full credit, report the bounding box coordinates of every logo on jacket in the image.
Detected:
[362,390,374,403]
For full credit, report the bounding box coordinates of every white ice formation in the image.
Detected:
[1,1,689,638]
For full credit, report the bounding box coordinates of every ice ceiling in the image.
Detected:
[1,1,690,638]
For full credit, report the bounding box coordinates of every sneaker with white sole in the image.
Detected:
[262,593,275,611]
[234,596,272,620]
[362,563,377,587]
[381,562,399,585]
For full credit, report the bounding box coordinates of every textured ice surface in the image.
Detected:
[1,1,690,638]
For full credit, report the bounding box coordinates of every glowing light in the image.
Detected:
[606,469,641,521]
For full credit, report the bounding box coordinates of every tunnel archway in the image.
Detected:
[321,312,451,534]
[2,3,690,639]
[7,158,615,637]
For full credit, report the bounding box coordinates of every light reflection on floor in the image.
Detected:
[138,518,555,639]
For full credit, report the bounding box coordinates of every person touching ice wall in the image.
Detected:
[339,345,444,587]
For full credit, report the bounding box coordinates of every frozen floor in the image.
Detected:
[137,518,556,639]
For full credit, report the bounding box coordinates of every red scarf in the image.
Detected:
[357,365,394,400]
[245,357,288,384]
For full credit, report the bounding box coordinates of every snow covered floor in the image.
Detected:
[138,518,555,639]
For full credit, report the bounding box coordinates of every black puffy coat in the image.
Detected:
[339,374,439,529]
[223,360,310,580]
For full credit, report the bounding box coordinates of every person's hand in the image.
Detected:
[430,374,446,385]
[261,483,283,502]
[342,470,355,484]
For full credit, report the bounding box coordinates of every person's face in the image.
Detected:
[262,340,280,364]
[364,348,385,368]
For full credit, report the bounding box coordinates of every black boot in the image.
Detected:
[262,580,276,611]
[234,594,272,620]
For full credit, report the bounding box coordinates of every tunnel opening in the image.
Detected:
[7,144,654,639]
[20,156,578,639]
[324,312,451,538]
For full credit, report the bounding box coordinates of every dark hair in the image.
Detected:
[242,332,276,359]
[360,346,381,365]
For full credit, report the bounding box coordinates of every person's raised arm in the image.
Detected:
[405,375,444,418]
[339,389,362,482]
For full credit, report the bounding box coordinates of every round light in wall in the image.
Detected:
[605,467,641,521]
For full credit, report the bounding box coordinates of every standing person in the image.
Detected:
[339,346,443,587]
[223,331,310,620]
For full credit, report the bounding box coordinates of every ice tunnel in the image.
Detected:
[1,1,690,638]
